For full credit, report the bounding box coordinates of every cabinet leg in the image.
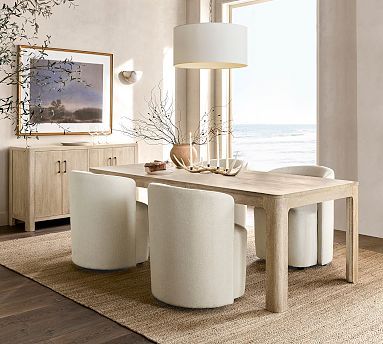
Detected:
[25,220,35,232]
[9,217,16,226]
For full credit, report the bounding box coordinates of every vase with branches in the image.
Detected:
[120,83,232,166]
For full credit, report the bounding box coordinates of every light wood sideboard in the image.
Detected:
[9,143,138,231]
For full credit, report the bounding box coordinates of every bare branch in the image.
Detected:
[119,82,233,146]
[0,0,80,142]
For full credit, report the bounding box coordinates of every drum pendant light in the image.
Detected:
[173,2,247,69]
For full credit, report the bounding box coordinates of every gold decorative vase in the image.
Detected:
[170,144,198,168]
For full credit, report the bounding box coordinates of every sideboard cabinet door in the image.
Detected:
[34,151,63,218]
[62,149,89,214]
[113,146,136,166]
[89,148,113,168]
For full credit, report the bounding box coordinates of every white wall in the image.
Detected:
[318,0,383,238]
[317,0,358,232]
[356,0,383,238]
[0,0,186,225]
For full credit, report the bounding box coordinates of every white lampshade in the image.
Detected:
[173,23,247,69]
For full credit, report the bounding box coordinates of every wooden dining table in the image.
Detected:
[90,163,359,313]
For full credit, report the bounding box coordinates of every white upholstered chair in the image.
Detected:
[69,171,149,270]
[254,165,335,267]
[205,158,247,228]
[148,183,247,308]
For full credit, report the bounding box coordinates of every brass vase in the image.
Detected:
[170,144,198,168]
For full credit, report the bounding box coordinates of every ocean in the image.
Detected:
[232,124,316,171]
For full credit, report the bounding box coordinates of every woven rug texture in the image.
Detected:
[0,230,382,344]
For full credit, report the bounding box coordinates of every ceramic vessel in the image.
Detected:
[170,144,198,168]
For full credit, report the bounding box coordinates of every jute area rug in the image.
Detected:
[1,230,383,344]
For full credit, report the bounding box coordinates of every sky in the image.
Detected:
[231,0,317,125]
[30,60,103,112]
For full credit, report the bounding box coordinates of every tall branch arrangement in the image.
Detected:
[0,0,85,139]
[120,83,232,145]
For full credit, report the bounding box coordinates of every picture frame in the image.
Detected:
[17,45,113,136]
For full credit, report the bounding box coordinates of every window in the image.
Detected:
[229,0,317,171]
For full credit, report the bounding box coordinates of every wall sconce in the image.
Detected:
[118,71,143,85]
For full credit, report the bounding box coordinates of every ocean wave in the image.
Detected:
[232,124,317,170]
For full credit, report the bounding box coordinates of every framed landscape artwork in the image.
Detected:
[17,46,113,135]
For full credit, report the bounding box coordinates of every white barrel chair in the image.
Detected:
[205,158,247,228]
[254,165,335,267]
[148,183,247,308]
[69,171,149,270]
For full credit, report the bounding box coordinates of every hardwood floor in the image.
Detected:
[1,217,382,343]
[334,229,383,253]
[0,219,153,344]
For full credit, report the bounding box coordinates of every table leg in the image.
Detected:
[346,186,358,283]
[265,197,289,313]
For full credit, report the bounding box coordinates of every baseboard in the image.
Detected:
[335,227,383,239]
[0,211,8,226]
